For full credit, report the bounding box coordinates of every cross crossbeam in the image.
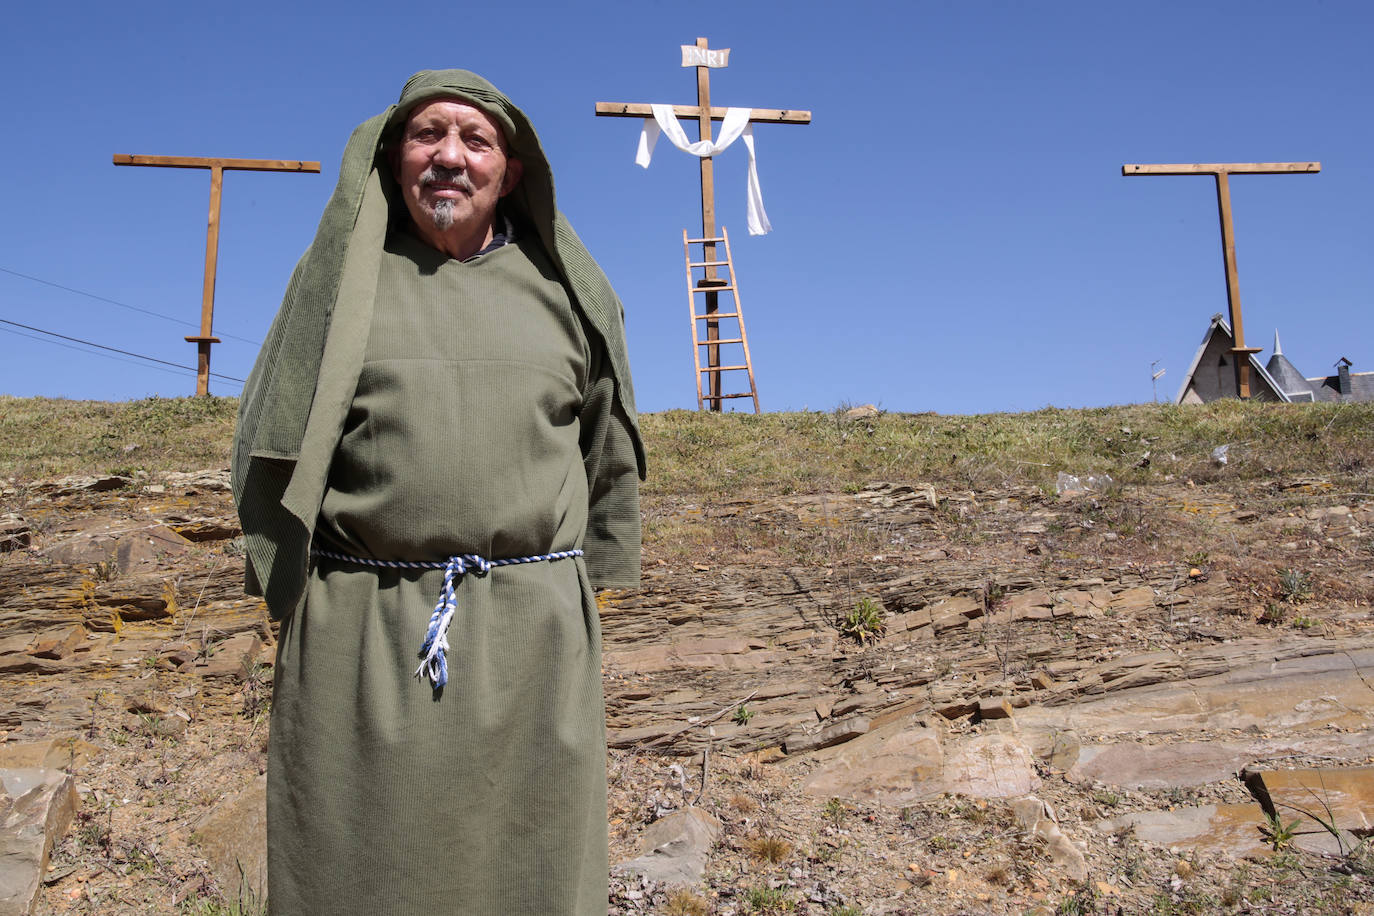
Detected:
[113,153,321,395]
[1124,161,1320,400]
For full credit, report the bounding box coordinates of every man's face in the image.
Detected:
[392,99,522,253]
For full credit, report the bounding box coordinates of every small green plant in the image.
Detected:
[828,907,863,916]
[822,797,846,826]
[927,834,954,851]
[1182,550,1210,567]
[1056,882,1100,915]
[242,661,271,719]
[837,597,885,643]
[1293,615,1320,629]
[1092,788,1121,807]
[744,886,794,913]
[1277,567,1313,604]
[178,894,269,916]
[1262,810,1301,850]
[1260,601,1288,625]
[733,704,756,726]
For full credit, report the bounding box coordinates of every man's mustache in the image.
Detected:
[420,166,475,193]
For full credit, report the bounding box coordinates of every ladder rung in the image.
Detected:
[694,312,740,320]
[696,338,744,345]
[702,393,755,400]
[700,365,751,372]
[689,260,730,268]
[693,286,735,293]
[686,236,726,243]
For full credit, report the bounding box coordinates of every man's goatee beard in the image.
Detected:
[420,165,471,232]
[431,199,455,231]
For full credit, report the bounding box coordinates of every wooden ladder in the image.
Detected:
[682,226,760,412]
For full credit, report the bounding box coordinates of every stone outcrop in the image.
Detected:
[612,807,720,887]
[192,775,267,905]
[2,465,1372,913]
[0,769,76,916]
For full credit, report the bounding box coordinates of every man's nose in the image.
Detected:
[433,130,466,168]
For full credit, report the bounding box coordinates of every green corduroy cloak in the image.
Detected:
[231,70,644,620]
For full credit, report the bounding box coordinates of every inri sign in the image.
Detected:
[681,44,730,68]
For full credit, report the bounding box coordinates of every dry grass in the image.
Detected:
[743,833,792,864]
[664,888,710,916]
[640,400,1374,498]
[0,395,238,479]
[3,396,1371,496]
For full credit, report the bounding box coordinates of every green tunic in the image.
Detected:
[267,231,610,915]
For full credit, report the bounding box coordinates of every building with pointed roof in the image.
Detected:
[1175,314,1373,405]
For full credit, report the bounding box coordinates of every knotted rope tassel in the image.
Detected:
[312,547,584,690]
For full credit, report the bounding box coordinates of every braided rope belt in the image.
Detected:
[312,547,584,690]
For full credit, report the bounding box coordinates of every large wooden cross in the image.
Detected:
[113,154,320,396]
[595,38,810,408]
[1123,161,1319,400]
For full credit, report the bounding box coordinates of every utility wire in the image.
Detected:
[0,265,262,345]
[0,316,246,383]
[0,324,196,381]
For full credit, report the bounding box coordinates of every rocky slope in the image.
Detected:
[1,461,1372,915]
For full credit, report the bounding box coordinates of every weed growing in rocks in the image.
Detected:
[663,888,709,916]
[823,797,846,826]
[1278,566,1314,603]
[743,885,794,913]
[744,833,792,864]
[1262,811,1301,850]
[837,597,885,643]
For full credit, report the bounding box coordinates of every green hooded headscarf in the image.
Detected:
[232,69,643,619]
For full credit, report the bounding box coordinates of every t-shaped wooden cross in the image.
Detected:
[596,38,810,407]
[1123,161,1320,400]
[113,154,320,396]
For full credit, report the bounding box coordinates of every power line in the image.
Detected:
[0,316,246,383]
[0,265,262,345]
[0,324,196,381]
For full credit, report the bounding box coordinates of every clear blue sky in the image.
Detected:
[1,0,1369,414]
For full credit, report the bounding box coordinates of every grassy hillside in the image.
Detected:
[2,394,1371,497]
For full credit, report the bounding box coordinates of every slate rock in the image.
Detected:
[0,738,101,771]
[197,634,263,680]
[1243,765,1374,856]
[612,807,720,887]
[192,774,266,904]
[943,734,1040,799]
[802,719,945,804]
[0,516,28,552]
[1011,796,1088,880]
[784,716,870,755]
[1098,803,1272,860]
[0,768,77,916]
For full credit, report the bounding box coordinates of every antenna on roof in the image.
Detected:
[1151,360,1166,402]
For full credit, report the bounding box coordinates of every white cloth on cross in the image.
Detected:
[635,104,772,236]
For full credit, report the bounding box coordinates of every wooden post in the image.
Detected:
[693,39,723,406]
[1123,161,1319,400]
[596,39,810,410]
[113,154,321,395]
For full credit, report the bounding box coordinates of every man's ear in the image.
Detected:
[500,158,524,197]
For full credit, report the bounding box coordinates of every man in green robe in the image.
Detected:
[231,69,644,916]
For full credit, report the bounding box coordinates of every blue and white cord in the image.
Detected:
[311,547,583,690]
